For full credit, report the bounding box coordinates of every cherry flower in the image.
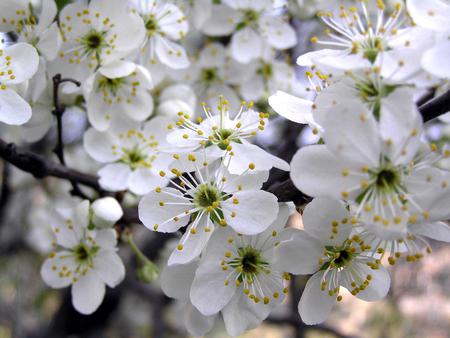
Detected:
[0,42,39,125]
[83,116,173,195]
[139,155,278,265]
[58,0,145,79]
[130,0,190,69]
[303,1,417,72]
[291,100,450,240]
[166,97,289,175]
[240,46,302,102]
[190,204,293,337]
[83,60,153,131]
[275,197,391,325]
[171,42,252,112]
[40,199,124,315]
[0,0,62,61]
[202,0,297,63]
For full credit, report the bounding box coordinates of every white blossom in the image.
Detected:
[139,155,278,265]
[40,199,125,315]
[275,198,391,325]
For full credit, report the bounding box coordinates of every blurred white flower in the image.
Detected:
[40,199,124,315]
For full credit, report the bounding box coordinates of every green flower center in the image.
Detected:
[321,244,356,270]
[121,147,150,170]
[201,68,218,84]
[98,76,124,96]
[236,9,259,30]
[194,183,221,208]
[74,243,98,263]
[145,16,158,35]
[228,246,270,283]
[82,30,106,51]
[257,62,273,80]
[374,167,400,192]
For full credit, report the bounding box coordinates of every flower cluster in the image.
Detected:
[0,0,449,336]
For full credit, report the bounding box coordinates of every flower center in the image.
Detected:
[228,246,270,283]
[82,30,106,51]
[74,243,98,263]
[194,183,221,208]
[98,76,124,96]
[258,62,273,80]
[237,9,259,29]
[201,67,218,84]
[373,166,401,193]
[145,15,158,35]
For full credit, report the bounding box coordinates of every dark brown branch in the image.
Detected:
[420,89,450,122]
[0,139,102,191]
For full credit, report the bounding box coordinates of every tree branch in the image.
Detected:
[420,89,450,122]
[0,139,102,192]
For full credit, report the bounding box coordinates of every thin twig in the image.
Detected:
[51,74,87,198]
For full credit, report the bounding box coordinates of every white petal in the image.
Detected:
[138,188,191,233]
[407,0,450,31]
[168,214,212,265]
[83,128,119,163]
[155,36,190,69]
[290,145,362,199]
[222,292,271,337]
[422,41,450,79]
[0,88,32,125]
[303,197,352,245]
[222,190,278,235]
[71,272,106,315]
[274,230,323,275]
[5,43,39,84]
[93,251,125,287]
[298,271,335,325]
[321,102,381,167]
[36,22,62,61]
[230,27,263,63]
[128,168,168,195]
[41,253,77,288]
[268,91,314,124]
[221,170,269,192]
[161,259,198,300]
[190,260,236,316]
[98,163,131,192]
[184,302,216,337]
[94,229,118,248]
[227,142,289,175]
[259,16,297,50]
[353,263,390,302]
[98,60,136,78]
[409,222,450,242]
